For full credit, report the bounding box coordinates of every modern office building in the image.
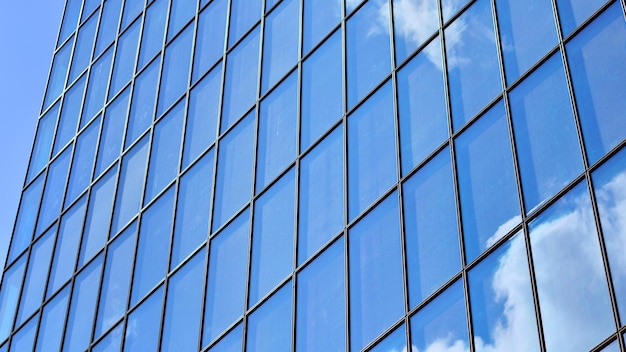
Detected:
[1,0,626,350]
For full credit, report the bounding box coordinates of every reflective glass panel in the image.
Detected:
[81,46,114,128]
[261,0,299,92]
[138,0,167,69]
[45,37,74,109]
[349,193,404,351]
[555,0,606,35]
[95,87,129,177]
[302,0,341,54]
[68,12,99,83]
[246,283,292,352]
[348,82,397,220]
[54,75,87,156]
[228,0,261,47]
[120,0,143,31]
[446,0,501,130]
[34,286,69,352]
[441,0,471,21]
[203,210,250,345]
[296,240,345,352]
[0,256,26,342]
[397,37,448,173]
[567,3,626,164]
[510,53,583,212]
[123,286,163,352]
[82,0,100,20]
[529,182,614,351]
[93,323,123,352]
[58,0,81,44]
[257,72,297,191]
[403,149,461,307]
[455,102,520,261]
[109,18,141,97]
[347,0,392,108]
[209,324,243,352]
[95,0,123,57]
[193,0,227,82]
[36,147,72,236]
[301,31,342,151]
[125,56,160,149]
[369,324,405,352]
[9,174,45,263]
[157,24,193,116]
[65,116,100,207]
[27,103,59,182]
[168,0,196,40]
[600,340,621,352]
[10,314,38,352]
[393,0,439,64]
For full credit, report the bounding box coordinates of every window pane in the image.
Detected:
[168,0,196,40]
[65,116,101,207]
[529,182,614,351]
[157,24,193,116]
[193,0,227,82]
[10,314,38,352]
[221,27,259,132]
[495,0,557,83]
[301,30,342,151]
[261,0,299,92]
[246,283,292,352]
[296,240,345,352]
[298,127,344,263]
[131,187,175,305]
[95,87,130,177]
[35,286,69,352]
[171,150,214,270]
[347,0,392,108]
[403,148,461,307]
[567,3,626,164]
[555,0,606,35]
[36,147,72,236]
[0,256,26,342]
[349,193,404,351]
[125,56,160,149]
[54,74,87,156]
[138,0,167,69]
[212,112,255,231]
[109,18,141,97]
[27,103,60,182]
[45,36,74,109]
[441,0,471,21]
[68,11,99,83]
[446,0,501,130]
[93,323,123,352]
[257,72,297,191]
[455,102,520,261]
[302,0,341,54]
[228,0,261,48]
[82,46,114,128]
[348,82,397,220]
[162,251,205,352]
[209,324,243,352]
[397,37,447,173]
[250,170,295,306]
[123,286,163,352]
[392,0,439,63]
[369,324,405,352]
[510,53,583,212]
[203,210,250,346]
[9,174,45,263]
[468,233,540,351]
[95,0,123,57]
[120,0,143,31]
[58,0,81,44]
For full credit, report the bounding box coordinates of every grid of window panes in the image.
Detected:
[2,0,626,350]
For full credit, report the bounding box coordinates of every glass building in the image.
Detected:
[1,0,626,350]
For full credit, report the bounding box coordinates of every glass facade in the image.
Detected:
[2,0,626,351]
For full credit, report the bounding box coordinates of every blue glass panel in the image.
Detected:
[171,150,214,270]
[36,147,72,235]
[397,37,448,173]
[16,227,55,326]
[95,222,137,338]
[221,28,260,132]
[410,280,469,351]
[111,135,149,234]
[592,147,626,324]
[93,323,123,352]
[203,210,250,345]
[347,0,392,108]
[495,0,557,83]
[441,0,471,21]
[403,149,461,307]
[257,73,297,191]
[468,233,540,351]
[8,174,45,263]
[529,182,614,351]
[95,87,129,177]
[47,196,87,297]
[266,0,281,11]
[120,0,143,31]
[228,0,261,48]
[261,0,299,92]
[109,18,141,97]
[68,11,99,83]
[145,99,185,203]
[600,340,620,352]
[348,82,397,220]
[65,116,101,207]
[209,324,243,352]
[82,46,114,127]
[125,57,160,148]
[346,0,366,14]
[349,194,404,351]
[168,0,196,40]
[131,187,175,305]
[95,0,123,57]
[555,0,605,35]
[10,314,38,352]
[298,127,344,263]
[138,0,167,69]
[510,53,583,212]
[212,112,255,230]
[34,286,69,352]
[80,165,119,266]
[54,75,87,155]
[62,254,103,352]
[82,0,100,20]
[44,37,74,110]
[446,0,501,130]
[27,103,60,182]
[157,25,193,116]
[567,3,626,164]
[392,0,439,63]
[246,283,292,352]
[301,31,342,151]
[369,324,405,352]
[296,240,345,352]
[124,286,163,352]
[184,64,221,167]
[250,170,295,306]
[193,0,227,82]
[456,102,520,261]
[161,251,205,352]
[0,256,26,342]
[303,0,340,54]
[59,0,81,44]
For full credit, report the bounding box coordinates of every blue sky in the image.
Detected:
[0,1,65,280]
